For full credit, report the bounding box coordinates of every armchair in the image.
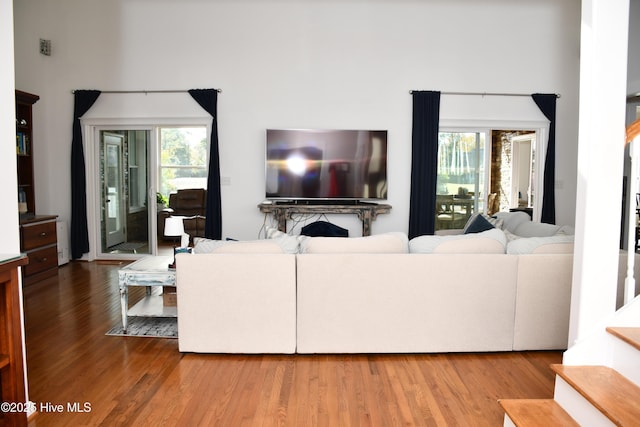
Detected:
[158,189,207,242]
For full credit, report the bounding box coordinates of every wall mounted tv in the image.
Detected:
[266,129,388,201]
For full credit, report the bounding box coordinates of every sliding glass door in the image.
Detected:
[98,129,151,256]
[93,125,208,259]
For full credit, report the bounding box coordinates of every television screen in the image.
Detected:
[266,129,388,200]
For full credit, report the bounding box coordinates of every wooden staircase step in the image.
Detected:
[551,364,640,426]
[607,326,640,351]
[499,399,579,426]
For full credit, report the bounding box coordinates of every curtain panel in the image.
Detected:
[408,91,441,238]
[70,90,101,259]
[531,93,557,225]
[188,89,222,240]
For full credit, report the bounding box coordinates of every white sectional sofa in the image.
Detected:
[296,253,574,353]
[176,212,576,354]
[177,254,297,353]
[296,253,521,353]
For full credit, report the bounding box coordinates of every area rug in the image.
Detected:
[106,316,177,339]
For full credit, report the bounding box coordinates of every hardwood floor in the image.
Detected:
[22,261,561,426]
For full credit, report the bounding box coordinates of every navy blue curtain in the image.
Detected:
[532,93,557,224]
[188,89,222,239]
[408,91,441,238]
[70,90,101,259]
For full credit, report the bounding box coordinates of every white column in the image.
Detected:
[569,0,630,345]
[0,0,20,253]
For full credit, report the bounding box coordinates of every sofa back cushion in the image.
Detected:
[409,228,507,254]
[299,232,409,254]
[193,237,284,254]
[513,221,561,237]
[506,235,574,254]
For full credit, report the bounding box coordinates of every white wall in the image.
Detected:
[628,0,640,95]
[13,0,581,240]
[2,0,29,411]
[2,0,20,252]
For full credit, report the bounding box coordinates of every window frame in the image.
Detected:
[82,117,211,261]
[439,118,549,223]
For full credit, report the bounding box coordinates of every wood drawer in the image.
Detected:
[24,246,58,276]
[21,221,57,251]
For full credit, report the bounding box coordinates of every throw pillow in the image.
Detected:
[494,211,531,234]
[487,216,504,230]
[463,213,495,234]
[265,227,306,253]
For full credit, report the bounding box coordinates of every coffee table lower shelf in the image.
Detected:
[128,295,177,318]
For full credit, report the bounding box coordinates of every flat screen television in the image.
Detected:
[265,129,388,201]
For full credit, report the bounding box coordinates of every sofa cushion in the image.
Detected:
[193,237,284,254]
[409,228,507,254]
[299,232,409,254]
[506,235,575,254]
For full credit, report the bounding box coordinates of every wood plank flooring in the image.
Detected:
[22,261,561,426]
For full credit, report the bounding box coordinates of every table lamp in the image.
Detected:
[164,216,186,268]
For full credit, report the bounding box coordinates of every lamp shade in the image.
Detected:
[164,216,185,237]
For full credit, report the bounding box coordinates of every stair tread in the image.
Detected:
[607,326,640,351]
[499,399,579,426]
[551,364,640,426]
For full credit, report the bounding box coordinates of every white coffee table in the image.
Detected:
[118,255,176,332]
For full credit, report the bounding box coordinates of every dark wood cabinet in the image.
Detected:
[19,215,58,286]
[0,255,29,427]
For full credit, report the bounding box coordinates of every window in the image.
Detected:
[435,131,487,230]
[158,127,208,198]
[435,126,543,231]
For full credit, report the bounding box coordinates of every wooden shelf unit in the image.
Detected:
[15,90,39,216]
[15,90,59,285]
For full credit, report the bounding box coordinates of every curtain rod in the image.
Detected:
[71,89,221,94]
[409,90,560,98]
